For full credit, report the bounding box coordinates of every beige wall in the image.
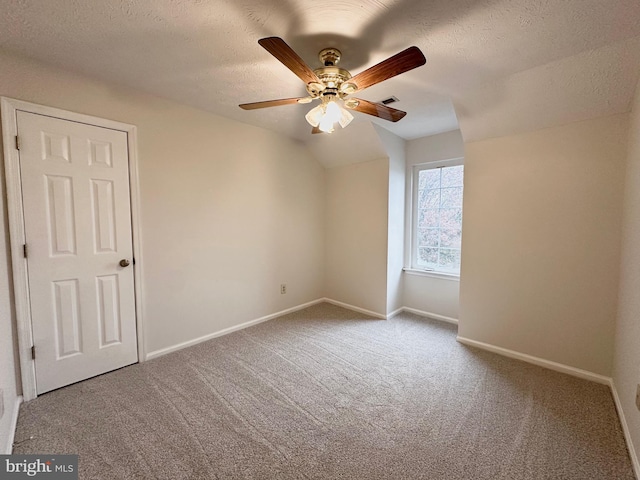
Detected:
[403,130,463,319]
[140,120,325,353]
[406,130,465,168]
[403,274,460,320]
[613,79,640,468]
[0,50,326,445]
[324,158,389,315]
[459,114,628,376]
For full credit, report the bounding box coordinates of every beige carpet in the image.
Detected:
[13,303,635,479]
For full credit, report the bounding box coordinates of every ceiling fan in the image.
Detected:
[239,37,426,134]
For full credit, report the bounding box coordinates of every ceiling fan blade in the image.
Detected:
[239,98,309,110]
[258,37,321,85]
[311,126,324,134]
[349,46,426,92]
[346,98,407,122]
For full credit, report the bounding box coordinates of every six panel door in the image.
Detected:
[17,111,138,394]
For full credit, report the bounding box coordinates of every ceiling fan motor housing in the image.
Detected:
[313,66,351,87]
[304,47,356,98]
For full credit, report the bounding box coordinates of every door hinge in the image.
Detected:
[15,135,20,151]
[23,244,27,258]
[31,345,35,360]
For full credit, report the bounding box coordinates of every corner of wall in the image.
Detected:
[373,126,407,315]
[612,75,640,478]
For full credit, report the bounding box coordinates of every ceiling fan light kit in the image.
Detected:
[239,37,426,134]
[305,97,354,133]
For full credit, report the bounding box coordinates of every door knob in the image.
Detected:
[119,259,131,267]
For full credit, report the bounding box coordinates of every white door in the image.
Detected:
[17,111,138,394]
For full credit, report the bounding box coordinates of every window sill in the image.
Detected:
[403,268,460,281]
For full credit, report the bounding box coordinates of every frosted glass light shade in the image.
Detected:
[305,104,324,127]
[318,115,335,133]
[305,98,354,133]
[324,101,342,123]
[339,108,354,128]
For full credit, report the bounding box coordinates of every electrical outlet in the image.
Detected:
[636,384,640,411]
[0,389,4,419]
[280,284,287,295]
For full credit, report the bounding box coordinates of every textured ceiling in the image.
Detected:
[1,0,640,145]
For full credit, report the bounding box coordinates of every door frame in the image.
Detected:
[1,97,146,401]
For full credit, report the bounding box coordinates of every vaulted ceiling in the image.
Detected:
[2,0,640,144]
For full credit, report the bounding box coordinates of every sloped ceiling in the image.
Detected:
[306,122,388,169]
[1,0,640,147]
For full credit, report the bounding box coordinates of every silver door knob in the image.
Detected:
[119,259,131,267]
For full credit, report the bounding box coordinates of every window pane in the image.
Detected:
[440,228,462,248]
[441,165,464,187]
[419,189,440,209]
[418,228,439,247]
[419,169,441,190]
[414,165,464,274]
[439,208,463,229]
[440,187,463,208]
[418,209,439,228]
[438,248,461,271]
[418,247,438,266]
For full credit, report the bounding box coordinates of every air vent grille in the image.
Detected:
[381,96,399,105]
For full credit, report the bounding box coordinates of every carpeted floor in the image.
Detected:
[13,303,635,479]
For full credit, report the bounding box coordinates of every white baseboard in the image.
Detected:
[3,395,22,454]
[456,336,611,385]
[321,301,458,324]
[610,381,640,478]
[401,307,459,325]
[386,307,404,319]
[146,298,325,360]
[322,298,386,319]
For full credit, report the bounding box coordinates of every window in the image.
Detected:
[411,162,464,275]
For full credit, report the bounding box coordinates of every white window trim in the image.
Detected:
[402,267,461,281]
[408,157,464,277]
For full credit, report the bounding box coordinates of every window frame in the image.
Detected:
[409,157,464,277]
